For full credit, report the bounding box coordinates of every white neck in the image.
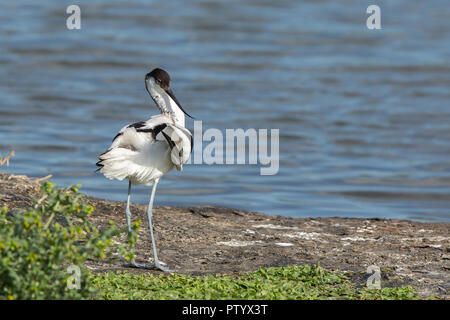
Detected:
[146,78,185,127]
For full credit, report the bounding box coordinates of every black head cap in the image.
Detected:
[145,68,170,90]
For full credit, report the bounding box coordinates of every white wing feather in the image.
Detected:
[97,114,192,185]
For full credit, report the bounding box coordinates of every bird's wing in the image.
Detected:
[109,114,173,150]
[158,123,193,171]
[96,115,172,171]
[96,114,192,173]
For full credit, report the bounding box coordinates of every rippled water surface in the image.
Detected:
[1,1,449,221]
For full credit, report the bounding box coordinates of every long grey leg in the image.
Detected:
[126,180,132,232]
[147,178,172,272]
[123,180,152,269]
[123,180,140,268]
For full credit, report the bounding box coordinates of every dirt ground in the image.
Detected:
[1,171,449,298]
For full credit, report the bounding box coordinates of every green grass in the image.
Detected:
[90,264,418,300]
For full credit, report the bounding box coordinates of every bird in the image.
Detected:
[96,68,193,272]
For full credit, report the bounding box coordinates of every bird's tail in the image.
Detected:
[96,147,137,181]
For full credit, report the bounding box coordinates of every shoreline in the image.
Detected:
[1,171,449,298]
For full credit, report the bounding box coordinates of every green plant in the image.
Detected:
[0,181,138,300]
[91,264,419,300]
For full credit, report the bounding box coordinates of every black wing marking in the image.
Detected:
[95,158,105,171]
[127,121,146,129]
[137,123,167,140]
[161,131,175,150]
[112,133,122,142]
[112,122,168,142]
[96,148,113,171]
[95,161,103,172]
[161,126,193,158]
[112,121,145,142]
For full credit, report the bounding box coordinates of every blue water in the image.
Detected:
[0,0,449,222]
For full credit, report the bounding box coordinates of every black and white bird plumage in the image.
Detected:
[96,114,192,185]
[96,68,194,272]
[96,68,193,186]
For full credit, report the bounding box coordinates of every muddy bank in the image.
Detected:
[1,171,449,298]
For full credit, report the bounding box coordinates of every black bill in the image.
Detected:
[165,88,195,119]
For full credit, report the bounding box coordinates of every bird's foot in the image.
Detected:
[151,258,173,272]
[123,258,173,272]
[123,259,154,269]
[155,262,173,272]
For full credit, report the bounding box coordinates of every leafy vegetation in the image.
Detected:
[91,265,418,300]
[0,180,419,300]
[0,182,137,300]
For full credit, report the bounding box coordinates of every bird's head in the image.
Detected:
[145,68,194,120]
